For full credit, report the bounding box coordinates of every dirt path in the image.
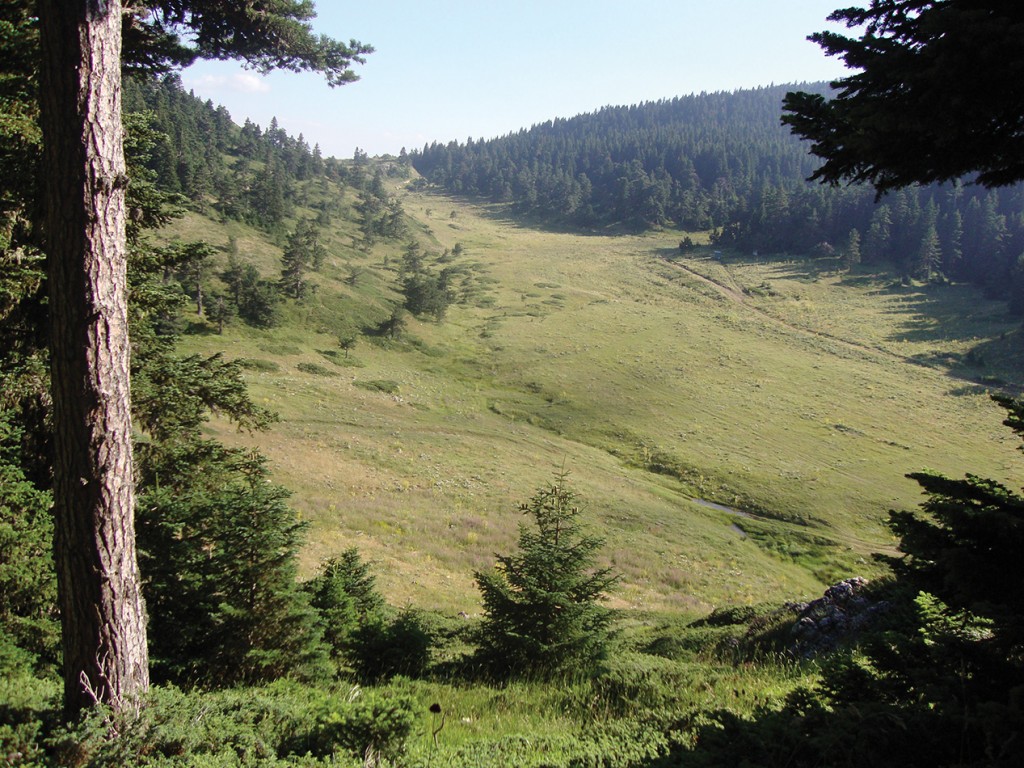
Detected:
[666,258,923,368]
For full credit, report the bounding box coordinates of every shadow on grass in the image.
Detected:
[867,280,1024,390]
[645,696,983,768]
[666,253,1024,391]
[417,187,653,237]
[183,320,220,336]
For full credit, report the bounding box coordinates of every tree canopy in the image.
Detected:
[782,1,1024,193]
[123,1,373,84]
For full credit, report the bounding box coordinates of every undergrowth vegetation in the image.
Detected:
[0,608,817,766]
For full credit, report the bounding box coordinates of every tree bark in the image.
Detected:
[38,0,150,718]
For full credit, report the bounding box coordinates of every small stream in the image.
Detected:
[689,497,752,538]
[689,497,754,518]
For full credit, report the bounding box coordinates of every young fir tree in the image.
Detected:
[842,228,861,272]
[474,472,618,679]
[279,219,326,299]
[304,548,431,683]
[305,548,385,670]
[139,448,330,686]
[279,225,312,299]
[0,409,57,673]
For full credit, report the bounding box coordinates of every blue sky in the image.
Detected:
[182,1,851,159]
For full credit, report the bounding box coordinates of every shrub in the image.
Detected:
[0,673,57,767]
[353,379,400,395]
[296,362,336,376]
[588,653,693,718]
[351,610,432,684]
[41,682,413,766]
[235,358,280,372]
[304,688,416,761]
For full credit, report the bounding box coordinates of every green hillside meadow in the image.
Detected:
[165,181,1022,615]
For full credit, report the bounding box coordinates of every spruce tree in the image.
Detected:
[140,448,330,686]
[843,228,861,272]
[280,225,313,299]
[0,409,57,672]
[475,472,618,679]
[783,1,1024,191]
[305,548,385,670]
[304,549,430,683]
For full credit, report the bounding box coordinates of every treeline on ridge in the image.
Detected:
[123,73,411,231]
[412,85,1024,307]
[121,74,454,330]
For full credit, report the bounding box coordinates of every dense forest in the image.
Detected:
[412,85,1024,305]
[122,74,411,233]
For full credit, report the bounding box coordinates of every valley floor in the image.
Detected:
[175,188,1023,614]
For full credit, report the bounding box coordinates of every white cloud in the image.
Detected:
[231,73,271,94]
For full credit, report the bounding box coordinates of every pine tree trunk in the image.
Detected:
[38,0,150,719]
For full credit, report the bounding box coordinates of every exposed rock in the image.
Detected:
[789,577,887,657]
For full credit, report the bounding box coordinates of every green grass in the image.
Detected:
[165,186,1023,615]
[3,612,816,766]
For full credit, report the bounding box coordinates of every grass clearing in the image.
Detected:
[168,188,1021,614]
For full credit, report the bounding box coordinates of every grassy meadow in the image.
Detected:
[163,183,1023,616]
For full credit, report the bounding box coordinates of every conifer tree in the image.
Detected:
[843,228,861,272]
[475,472,618,679]
[140,449,329,685]
[916,222,942,282]
[305,548,385,671]
[39,0,151,715]
[170,240,217,316]
[783,1,1024,191]
[31,0,371,714]
[0,410,57,672]
[280,223,314,299]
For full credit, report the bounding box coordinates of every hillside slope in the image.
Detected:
[162,181,1022,615]
[411,85,1024,311]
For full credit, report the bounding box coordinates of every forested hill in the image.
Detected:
[123,73,357,229]
[412,85,1024,308]
[411,84,829,231]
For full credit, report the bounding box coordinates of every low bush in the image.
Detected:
[295,362,336,376]
[588,653,694,718]
[300,688,416,762]
[235,358,280,372]
[6,682,416,767]
[0,673,58,767]
[353,379,400,395]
